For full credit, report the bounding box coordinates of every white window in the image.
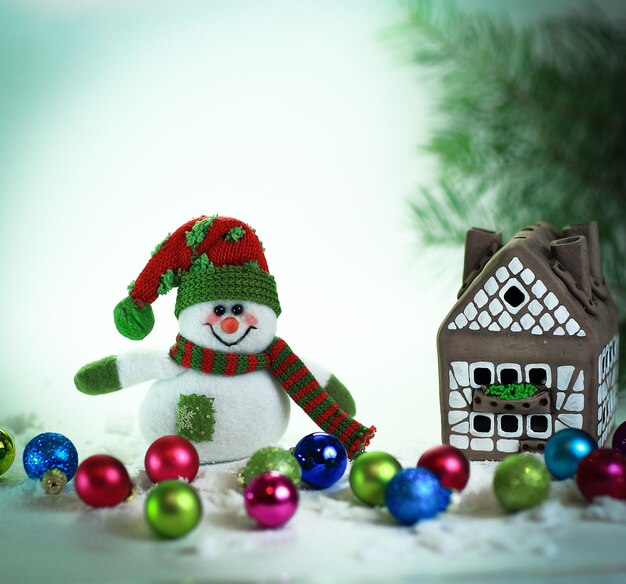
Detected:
[470,362,495,388]
[496,363,522,385]
[470,412,494,437]
[497,414,523,438]
[527,414,552,439]
[525,364,551,388]
[499,278,529,314]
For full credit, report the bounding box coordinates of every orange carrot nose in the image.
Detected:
[221,317,239,334]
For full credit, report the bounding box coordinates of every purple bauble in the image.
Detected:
[244,471,299,528]
[612,421,626,456]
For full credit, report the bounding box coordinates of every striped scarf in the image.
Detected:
[169,335,375,459]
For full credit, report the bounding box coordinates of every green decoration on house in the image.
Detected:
[484,384,538,401]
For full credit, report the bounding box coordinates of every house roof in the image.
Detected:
[439,222,616,341]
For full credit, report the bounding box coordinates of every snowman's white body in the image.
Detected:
[138,368,291,463]
[116,299,328,463]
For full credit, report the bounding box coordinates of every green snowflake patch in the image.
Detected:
[176,394,216,442]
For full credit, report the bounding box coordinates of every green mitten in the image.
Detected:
[325,374,356,417]
[74,356,121,395]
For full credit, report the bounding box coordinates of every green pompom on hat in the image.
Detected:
[114,216,280,340]
[114,296,155,340]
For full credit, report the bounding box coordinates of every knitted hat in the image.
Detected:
[114,215,280,340]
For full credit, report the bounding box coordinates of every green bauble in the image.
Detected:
[349,451,402,506]
[239,447,301,487]
[145,480,202,539]
[0,427,16,476]
[493,454,551,512]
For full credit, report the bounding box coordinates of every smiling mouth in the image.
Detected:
[206,324,256,347]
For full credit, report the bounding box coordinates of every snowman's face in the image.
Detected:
[178,300,277,353]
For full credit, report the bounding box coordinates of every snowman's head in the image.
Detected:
[178,300,277,353]
[113,216,281,342]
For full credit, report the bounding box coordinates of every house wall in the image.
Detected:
[439,346,594,460]
[597,334,619,446]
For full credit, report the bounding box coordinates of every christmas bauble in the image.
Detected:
[544,428,597,480]
[576,448,626,501]
[385,467,451,526]
[417,445,470,491]
[145,435,200,483]
[293,432,347,489]
[349,451,401,506]
[0,427,16,476]
[145,480,203,538]
[493,454,550,512]
[239,446,301,487]
[75,455,133,508]
[612,421,626,456]
[23,432,78,493]
[244,471,299,528]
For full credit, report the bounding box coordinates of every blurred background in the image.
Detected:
[1,0,624,450]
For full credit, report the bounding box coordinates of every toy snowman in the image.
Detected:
[74,215,375,463]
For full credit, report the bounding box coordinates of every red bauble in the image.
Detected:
[576,448,626,502]
[145,435,200,483]
[417,445,470,491]
[75,455,133,508]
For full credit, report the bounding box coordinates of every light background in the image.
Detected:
[1,0,623,448]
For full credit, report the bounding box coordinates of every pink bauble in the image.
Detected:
[75,455,133,508]
[576,448,626,501]
[244,471,299,528]
[418,445,470,491]
[145,435,200,483]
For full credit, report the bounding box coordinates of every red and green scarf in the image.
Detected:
[169,335,375,458]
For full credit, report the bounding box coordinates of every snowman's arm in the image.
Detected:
[304,358,357,417]
[75,349,183,396]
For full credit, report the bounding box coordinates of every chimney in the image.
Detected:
[563,222,604,285]
[550,236,593,299]
[462,228,502,285]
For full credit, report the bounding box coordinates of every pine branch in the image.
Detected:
[393,0,626,388]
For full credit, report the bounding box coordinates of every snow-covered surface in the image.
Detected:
[3,407,626,584]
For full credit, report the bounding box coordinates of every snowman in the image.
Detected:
[74,215,375,463]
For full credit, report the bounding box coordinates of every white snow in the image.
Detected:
[3,410,626,584]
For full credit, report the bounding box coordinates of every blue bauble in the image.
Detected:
[23,432,78,481]
[293,432,348,489]
[385,467,451,526]
[544,428,597,480]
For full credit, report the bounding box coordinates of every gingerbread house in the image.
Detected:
[438,222,619,460]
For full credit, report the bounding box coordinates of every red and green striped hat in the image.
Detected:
[113,215,280,340]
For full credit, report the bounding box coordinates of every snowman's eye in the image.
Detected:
[214,305,226,316]
[231,304,244,315]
